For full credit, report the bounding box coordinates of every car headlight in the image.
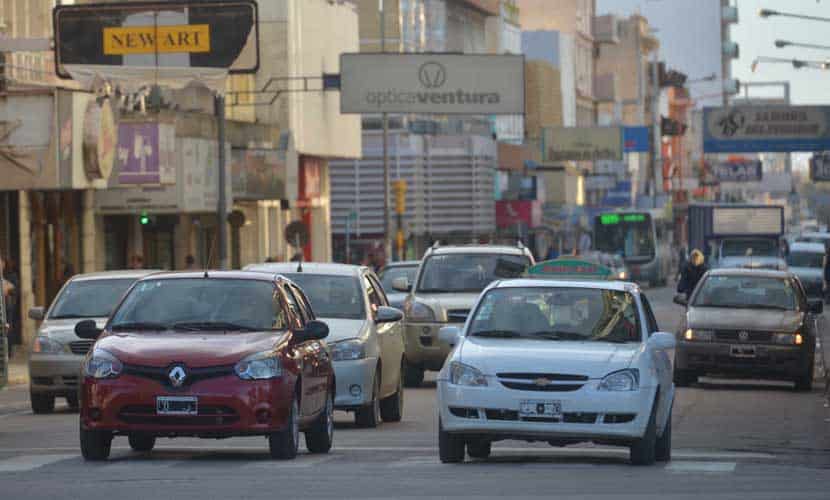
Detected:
[448,361,488,386]
[405,300,436,322]
[330,339,367,361]
[234,351,282,380]
[617,271,628,280]
[772,332,803,345]
[83,349,123,379]
[32,336,65,354]
[683,329,715,342]
[598,369,639,391]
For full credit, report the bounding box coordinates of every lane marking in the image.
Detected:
[0,454,76,473]
[666,461,737,473]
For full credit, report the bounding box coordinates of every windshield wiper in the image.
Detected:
[472,329,521,338]
[528,331,586,341]
[111,321,169,331]
[172,321,259,332]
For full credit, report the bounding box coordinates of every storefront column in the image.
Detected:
[82,190,97,273]
[17,191,35,348]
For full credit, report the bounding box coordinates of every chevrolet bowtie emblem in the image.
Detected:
[534,377,551,387]
[169,365,187,387]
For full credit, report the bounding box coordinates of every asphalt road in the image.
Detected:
[1,285,828,499]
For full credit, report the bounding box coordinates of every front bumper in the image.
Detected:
[438,379,655,443]
[29,353,84,397]
[81,374,293,437]
[332,357,377,410]
[676,341,810,379]
[404,323,457,371]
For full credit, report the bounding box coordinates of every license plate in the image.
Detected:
[730,345,756,358]
[519,400,562,418]
[156,396,198,415]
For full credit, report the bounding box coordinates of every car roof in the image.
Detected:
[799,232,830,239]
[490,278,637,293]
[135,270,280,282]
[70,270,161,282]
[706,268,792,279]
[381,260,420,268]
[790,242,826,253]
[429,245,529,256]
[245,262,366,277]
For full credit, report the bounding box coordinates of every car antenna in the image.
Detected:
[204,231,217,278]
[295,234,303,273]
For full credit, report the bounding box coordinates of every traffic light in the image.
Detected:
[140,212,150,225]
[660,116,687,136]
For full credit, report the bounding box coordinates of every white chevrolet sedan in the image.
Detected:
[437,279,676,465]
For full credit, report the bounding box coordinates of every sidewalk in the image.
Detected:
[4,350,28,387]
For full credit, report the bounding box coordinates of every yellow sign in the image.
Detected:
[394,180,407,214]
[103,24,211,55]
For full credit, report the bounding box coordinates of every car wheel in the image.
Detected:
[380,362,404,423]
[269,396,300,460]
[673,369,697,388]
[66,393,79,411]
[466,440,491,460]
[128,434,156,452]
[305,391,334,454]
[30,392,55,414]
[794,360,814,392]
[355,373,381,428]
[438,418,465,463]
[403,360,424,388]
[655,405,672,462]
[80,424,112,461]
[630,397,658,466]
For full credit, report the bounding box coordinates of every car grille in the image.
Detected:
[481,409,601,424]
[122,364,235,389]
[714,330,774,343]
[497,372,588,392]
[446,309,470,323]
[69,340,95,355]
[118,405,240,426]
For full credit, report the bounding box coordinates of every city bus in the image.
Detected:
[593,210,673,286]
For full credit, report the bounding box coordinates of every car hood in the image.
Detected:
[790,267,823,281]
[316,318,370,343]
[39,317,108,343]
[96,330,288,368]
[687,307,802,332]
[412,292,482,321]
[457,337,640,379]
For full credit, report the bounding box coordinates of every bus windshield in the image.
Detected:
[594,213,655,261]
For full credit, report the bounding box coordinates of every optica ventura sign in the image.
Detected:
[339,53,525,115]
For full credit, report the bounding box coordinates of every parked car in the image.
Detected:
[391,243,535,387]
[673,268,821,391]
[378,261,420,309]
[246,262,405,427]
[27,270,157,414]
[786,242,827,301]
[77,271,334,461]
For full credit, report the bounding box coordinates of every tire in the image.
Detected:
[128,434,156,452]
[438,418,465,463]
[403,360,424,388]
[80,424,112,461]
[355,373,381,428]
[673,369,697,388]
[305,391,334,454]
[794,361,814,392]
[269,396,300,460]
[466,440,491,460]
[30,392,55,414]
[630,397,658,466]
[66,393,79,411]
[655,405,672,462]
[380,364,404,423]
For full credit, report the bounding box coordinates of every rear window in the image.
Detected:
[49,279,136,319]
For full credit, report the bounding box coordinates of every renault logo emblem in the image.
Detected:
[534,377,551,387]
[418,61,447,89]
[169,365,187,387]
[738,331,750,342]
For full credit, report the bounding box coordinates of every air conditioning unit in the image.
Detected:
[722,6,738,24]
[723,78,741,95]
[722,41,739,59]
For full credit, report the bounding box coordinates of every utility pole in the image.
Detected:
[380,0,392,262]
[215,94,228,269]
[651,50,661,209]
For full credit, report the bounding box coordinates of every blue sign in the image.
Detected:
[623,127,650,153]
[703,106,830,153]
[713,160,763,182]
[602,181,632,207]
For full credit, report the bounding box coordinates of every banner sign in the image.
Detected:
[340,53,525,115]
[810,153,830,182]
[703,106,830,153]
[543,127,623,162]
[116,122,176,185]
[623,126,650,153]
[713,160,763,182]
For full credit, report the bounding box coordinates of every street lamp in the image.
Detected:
[759,8,830,23]
[686,73,717,84]
[751,56,830,72]
[775,39,830,51]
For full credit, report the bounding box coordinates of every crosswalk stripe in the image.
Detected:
[0,454,75,473]
[666,461,737,473]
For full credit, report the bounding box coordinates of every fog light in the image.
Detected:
[256,409,271,424]
[89,408,102,421]
[349,384,362,398]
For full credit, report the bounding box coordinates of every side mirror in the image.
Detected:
[375,306,403,324]
[648,331,676,351]
[74,320,102,340]
[808,299,824,314]
[438,326,461,347]
[672,294,688,306]
[28,307,45,321]
[391,276,411,292]
[298,320,329,342]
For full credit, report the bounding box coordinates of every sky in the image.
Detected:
[597,0,830,106]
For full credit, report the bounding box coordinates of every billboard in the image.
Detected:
[115,122,176,185]
[703,106,830,153]
[543,127,623,162]
[623,126,650,153]
[340,54,525,114]
[713,159,763,183]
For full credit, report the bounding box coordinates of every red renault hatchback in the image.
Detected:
[75,271,334,461]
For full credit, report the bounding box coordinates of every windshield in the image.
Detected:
[379,265,418,292]
[49,278,136,319]
[594,214,655,260]
[110,278,284,331]
[721,239,779,258]
[416,254,530,293]
[468,287,641,342]
[692,275,798,310]
[787,251,825,269]
[282,273,365,320]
